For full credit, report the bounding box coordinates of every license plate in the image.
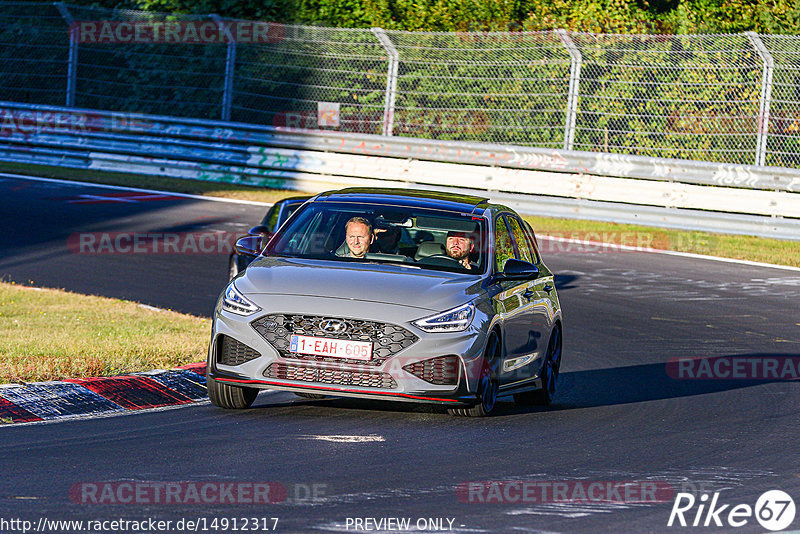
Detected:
[289,335,373,361]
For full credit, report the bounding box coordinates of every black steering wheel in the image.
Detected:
[416,254,463,268]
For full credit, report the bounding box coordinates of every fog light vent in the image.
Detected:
[217,335,261,366]
[403,355,460,385]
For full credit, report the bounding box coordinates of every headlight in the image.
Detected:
[221,281,261,316]
[413,302,474,332]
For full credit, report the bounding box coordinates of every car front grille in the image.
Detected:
[264,363,397,389]
[403,355,460,385]
[216,335,261,366]
[251,314,418,365]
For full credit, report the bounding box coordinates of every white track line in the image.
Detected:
[537,235,800,272]
[4,171,798,272]
[0,172,273,206]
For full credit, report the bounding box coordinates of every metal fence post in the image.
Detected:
[747,32,774,167]
[371,28,399,137]
[55,3,77,107]
[557,29,582,151]
[211,15,236,122]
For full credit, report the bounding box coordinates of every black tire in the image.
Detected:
[514,325,562,406]
[207,374,258,409]
[449,332,500,417]
[295,392,326,400]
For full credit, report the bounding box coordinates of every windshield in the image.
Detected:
[265,201,487,274]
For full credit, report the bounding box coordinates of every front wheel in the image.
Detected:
[207,374,258,409]
[449,333,500,417]
[514,325,562,406]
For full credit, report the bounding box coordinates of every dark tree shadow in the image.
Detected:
[554,273,580,291]
[246,353,799,418]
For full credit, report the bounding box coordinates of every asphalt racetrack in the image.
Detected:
[1,174,799,533]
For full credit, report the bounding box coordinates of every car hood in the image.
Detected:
[235,257,483,312]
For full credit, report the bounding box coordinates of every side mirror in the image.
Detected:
[496,258,539,280]
[235,235,263,256]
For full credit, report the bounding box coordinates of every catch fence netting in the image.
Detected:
[2,2,800,168]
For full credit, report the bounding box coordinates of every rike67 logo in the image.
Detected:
[668,490,796,531]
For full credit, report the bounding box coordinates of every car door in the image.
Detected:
[492,214,536,386]
[519,217,558,330]
[496,215,552,387]
[511,216,559,385]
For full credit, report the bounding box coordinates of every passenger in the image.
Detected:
[445,231,476,270]
[337,217,374,259]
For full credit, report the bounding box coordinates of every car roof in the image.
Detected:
[314,188,490,214]
[276,195,311,206]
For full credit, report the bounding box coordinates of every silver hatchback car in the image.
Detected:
[207,188,563,416]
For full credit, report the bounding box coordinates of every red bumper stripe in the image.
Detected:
[218,378,461,402]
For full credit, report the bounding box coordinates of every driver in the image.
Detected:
[445,231,475,270]
[336,217,375,259]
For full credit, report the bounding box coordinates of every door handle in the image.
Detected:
[543,284,553,293]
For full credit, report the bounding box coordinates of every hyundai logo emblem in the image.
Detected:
[320,319,347,333]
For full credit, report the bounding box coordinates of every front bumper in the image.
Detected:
[207,296,489,406]
[208,371,476,406]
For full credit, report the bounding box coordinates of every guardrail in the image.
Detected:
[1,100,799,240]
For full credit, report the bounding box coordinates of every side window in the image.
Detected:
[521,220,541,264]
[494,216,516,271]
[507,217,535,264]
[263,205,281,232]
[278,204,301,229]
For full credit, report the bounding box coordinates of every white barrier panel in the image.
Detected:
[89,147,800,219]
[1,100,799,239]
[4,100,800,193]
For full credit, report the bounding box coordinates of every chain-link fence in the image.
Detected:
[0,3,69,106]
[2,2,800,168]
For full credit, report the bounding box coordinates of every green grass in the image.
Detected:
[0,282,209,384]
[2,161,798,267]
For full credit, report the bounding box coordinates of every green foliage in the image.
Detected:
[521,0,659,34]
[11,0,797,33]
[76,42,226,119]
[123,0,800,34]
[569,34,764,163]
[660,0,800,34]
